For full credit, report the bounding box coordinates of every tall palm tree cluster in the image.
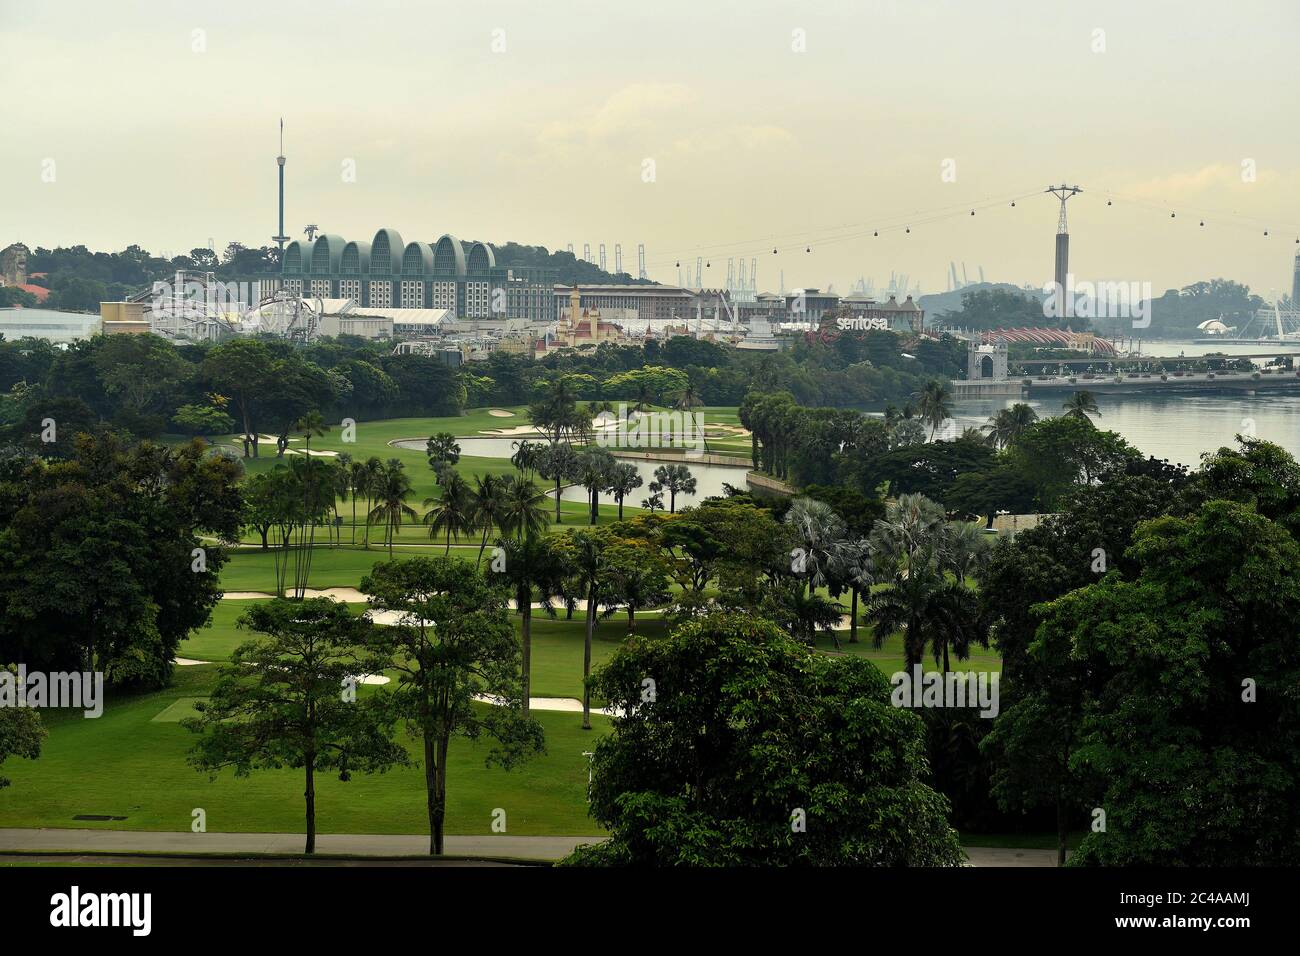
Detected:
[780,493,991,668]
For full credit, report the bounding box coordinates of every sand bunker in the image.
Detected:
[364,609,436,627]
[473,693,619,717]
[488,409,516,418]
[479,425,545,437]
[219,587,369,602]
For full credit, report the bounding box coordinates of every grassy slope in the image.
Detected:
[0,666,606,836]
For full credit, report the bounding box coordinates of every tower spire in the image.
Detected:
[273,119,289,253]
[1045,184,1082,319]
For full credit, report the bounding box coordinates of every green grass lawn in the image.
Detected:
[219,405,748,536]
[0,666,607,836]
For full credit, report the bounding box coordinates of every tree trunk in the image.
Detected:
[260,526,269,551]
[627,607,635,634]
[434,735,449,855]
[304,756,316,854]
[849,588,859,644]
[1056,788,1067,867]
[617,496,624,520]
[555,479,563,523]
[520,599,532,717]
[582,592,595,730]
[424,728,441,855]
[670,490,677,513]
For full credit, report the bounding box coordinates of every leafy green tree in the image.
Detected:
[979,471,1187,864]
[202,338,274,457]
[186,599,407,853]
[563,611,964,866]
[172,403,235,440]
[1040,502,1300,865]
[604,537,671,634]
[0,672,45,789]
[362,558,545,854]
[0,434,240,685]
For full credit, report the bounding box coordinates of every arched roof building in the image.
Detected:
[279,227,555,324]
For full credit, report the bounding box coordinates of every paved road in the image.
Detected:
[0,829,1060,865]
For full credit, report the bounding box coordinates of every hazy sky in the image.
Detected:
[3,0,1297,298]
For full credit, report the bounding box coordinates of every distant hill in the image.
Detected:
[486,242,658,287]
[918,282,1046,320]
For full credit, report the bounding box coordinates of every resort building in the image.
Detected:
[278,229,556,324]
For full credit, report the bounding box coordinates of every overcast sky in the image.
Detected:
[2,0,1297,298]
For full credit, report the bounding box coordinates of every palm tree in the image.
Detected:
[865,493,986,672]
[671,382,703,411]
[469,473,506,566]
[330,456,351,547]
[346,456,367,545]
[366,460,417,557]
[604,462,643,520]
[912,380,952,441]
[537,441,580,524]
[359,456,383,549]
[576,447,615,524]
[652,463,696,513]
[511,439,542,479]
[489,535,562,715]
[764,580,844,648]
[830,537,878,646]
[563,531,612,730]
[944,520,991,587]
[422,470,475,554]
[784,497,846,596]
[498,474,551,542]
[294,410,329,454]
[982,402,1038,449]
[1062,390,1101,424]
[632,382,655,413]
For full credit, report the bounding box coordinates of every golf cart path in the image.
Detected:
[0,829,1058,865]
